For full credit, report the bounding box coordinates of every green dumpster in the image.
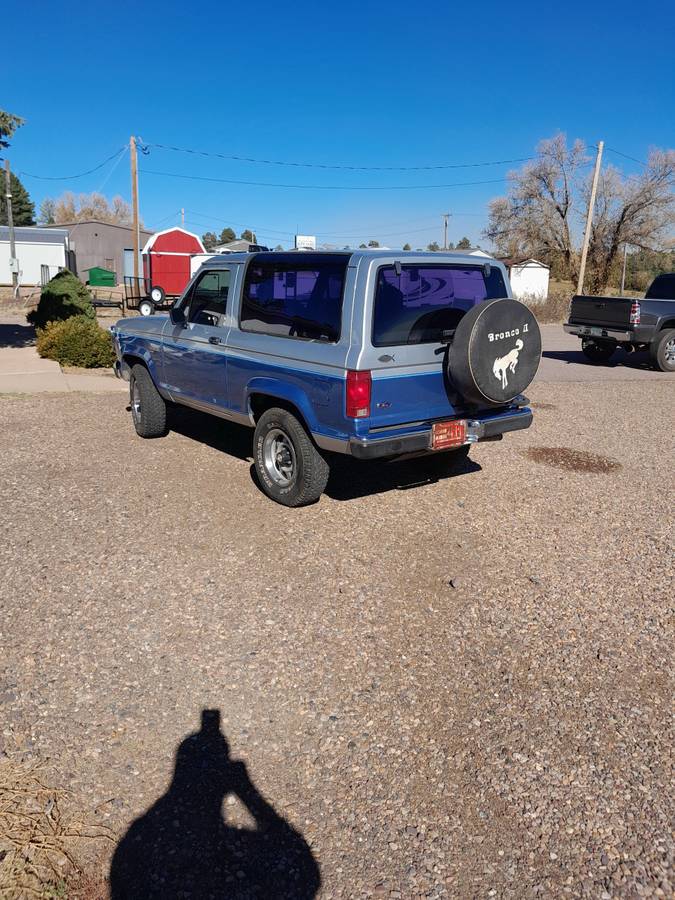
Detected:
[84,266,116,287]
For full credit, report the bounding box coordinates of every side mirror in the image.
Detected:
[170,305,186,326]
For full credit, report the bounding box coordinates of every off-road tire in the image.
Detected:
[581,339,616,364]
[254,407,329,507]
[130,364,168,438]
[650,328,675,372]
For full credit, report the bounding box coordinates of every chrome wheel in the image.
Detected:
[131,380,141,426]
[262,428,296,486]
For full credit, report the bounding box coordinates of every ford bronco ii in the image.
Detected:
[112,251,541,506]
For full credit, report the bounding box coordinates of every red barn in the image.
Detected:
[142,228,205,299]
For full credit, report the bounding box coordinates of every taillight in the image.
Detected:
[346,370,371,418]
[630,300,641,325]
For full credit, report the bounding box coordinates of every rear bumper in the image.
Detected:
[563,323,637,342]
[348,407,533,460]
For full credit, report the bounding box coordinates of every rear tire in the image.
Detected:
[581,339,616,364]
[650,328,675,372]
[130,364,168,438]
[254,407,329,506]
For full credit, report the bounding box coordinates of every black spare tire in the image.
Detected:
[447,298,541,407]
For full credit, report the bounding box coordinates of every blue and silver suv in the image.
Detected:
[112,250,540,505]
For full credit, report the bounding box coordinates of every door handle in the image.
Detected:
[208,335,222,345]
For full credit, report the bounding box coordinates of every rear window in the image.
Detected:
[240,260,347,342]
[372,264,507,346]
[645,274,675,300]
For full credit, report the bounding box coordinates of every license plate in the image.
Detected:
[583,326,602,336]
[432,419,467,450]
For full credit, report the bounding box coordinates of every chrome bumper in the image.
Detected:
[348,408,533,460]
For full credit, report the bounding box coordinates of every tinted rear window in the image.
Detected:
[372,264,507,346]
[241,260,347,342]
[645,274,675,300]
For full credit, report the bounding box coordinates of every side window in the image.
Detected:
[187,270,231,326]
[240,261,346,342]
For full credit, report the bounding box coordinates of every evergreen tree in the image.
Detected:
[240,229,257,242]
[456,236,471,250]
[0,172,35,226]
[202,231,218,250]
[219,227,236,244]
[402,243,411,251]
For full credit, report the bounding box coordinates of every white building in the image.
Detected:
[499,257,550,300]
[0,226,70,286]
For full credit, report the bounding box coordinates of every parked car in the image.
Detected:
[111,251,541,506]
[564,273,675,371]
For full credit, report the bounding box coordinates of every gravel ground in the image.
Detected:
[0,383,673,899]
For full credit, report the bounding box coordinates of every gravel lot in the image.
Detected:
[1,381,673,899]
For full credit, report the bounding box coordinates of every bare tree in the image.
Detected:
[485,134,587,281]
[484,134,675,291]
[44,191,141,227]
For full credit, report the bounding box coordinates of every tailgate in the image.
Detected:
[569,295,633,327]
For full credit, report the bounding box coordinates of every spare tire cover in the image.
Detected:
[447,298,541,406]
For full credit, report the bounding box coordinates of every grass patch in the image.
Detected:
[0,758,111,899]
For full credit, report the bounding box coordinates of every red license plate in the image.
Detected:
[432,419,467,450]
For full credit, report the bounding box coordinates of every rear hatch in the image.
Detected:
[366,261,509,430]
[569,295,633,327]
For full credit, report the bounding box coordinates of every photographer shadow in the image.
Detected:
[109,710,320,899]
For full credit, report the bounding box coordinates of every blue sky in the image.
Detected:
[3,0,674,249]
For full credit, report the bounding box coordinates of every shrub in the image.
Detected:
[522,286,572,324]
[27,270,95,329]
[36,316,115,368]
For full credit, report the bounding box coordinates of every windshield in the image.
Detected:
[372,264,507,346]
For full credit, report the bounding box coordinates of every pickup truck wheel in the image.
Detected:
[581,339,616,364]
[130,364,168,438]
[254,408,329,507]
[650,329,675,372]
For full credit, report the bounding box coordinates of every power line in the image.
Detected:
[17,147,127,181]
[604,146,648,167]
[140,168,507,191]
[144,142,534,172]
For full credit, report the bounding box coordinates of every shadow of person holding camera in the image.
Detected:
[109,710,320,899]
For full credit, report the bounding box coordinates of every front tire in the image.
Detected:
[581,339,616,364]
[130,364,168,438]
[650,328,675,372]
[253,408,329,507]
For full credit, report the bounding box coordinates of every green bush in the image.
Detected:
[28,270,95,329]
[36,316,115,368]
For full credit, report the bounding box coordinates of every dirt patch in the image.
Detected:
[530,401,557,410]
[526,446,622,473]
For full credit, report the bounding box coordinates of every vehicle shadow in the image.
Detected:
[168,405,253,462]
[323,451,481,501]
[0,321,36,348]
[542,348,654,370]
[109,709,321,900]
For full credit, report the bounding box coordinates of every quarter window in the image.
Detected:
[240,260,347,342]
[187,270,231,326]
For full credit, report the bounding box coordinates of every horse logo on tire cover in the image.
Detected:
[492,339,524,389]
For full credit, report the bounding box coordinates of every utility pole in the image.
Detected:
[620,243,628,296]
[130,136,140,284]
[4,160,18,295]
[576,140,604,295]
[181,207,185,228]
[442,212,450,250]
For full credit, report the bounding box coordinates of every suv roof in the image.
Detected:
[200,249,497,269]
